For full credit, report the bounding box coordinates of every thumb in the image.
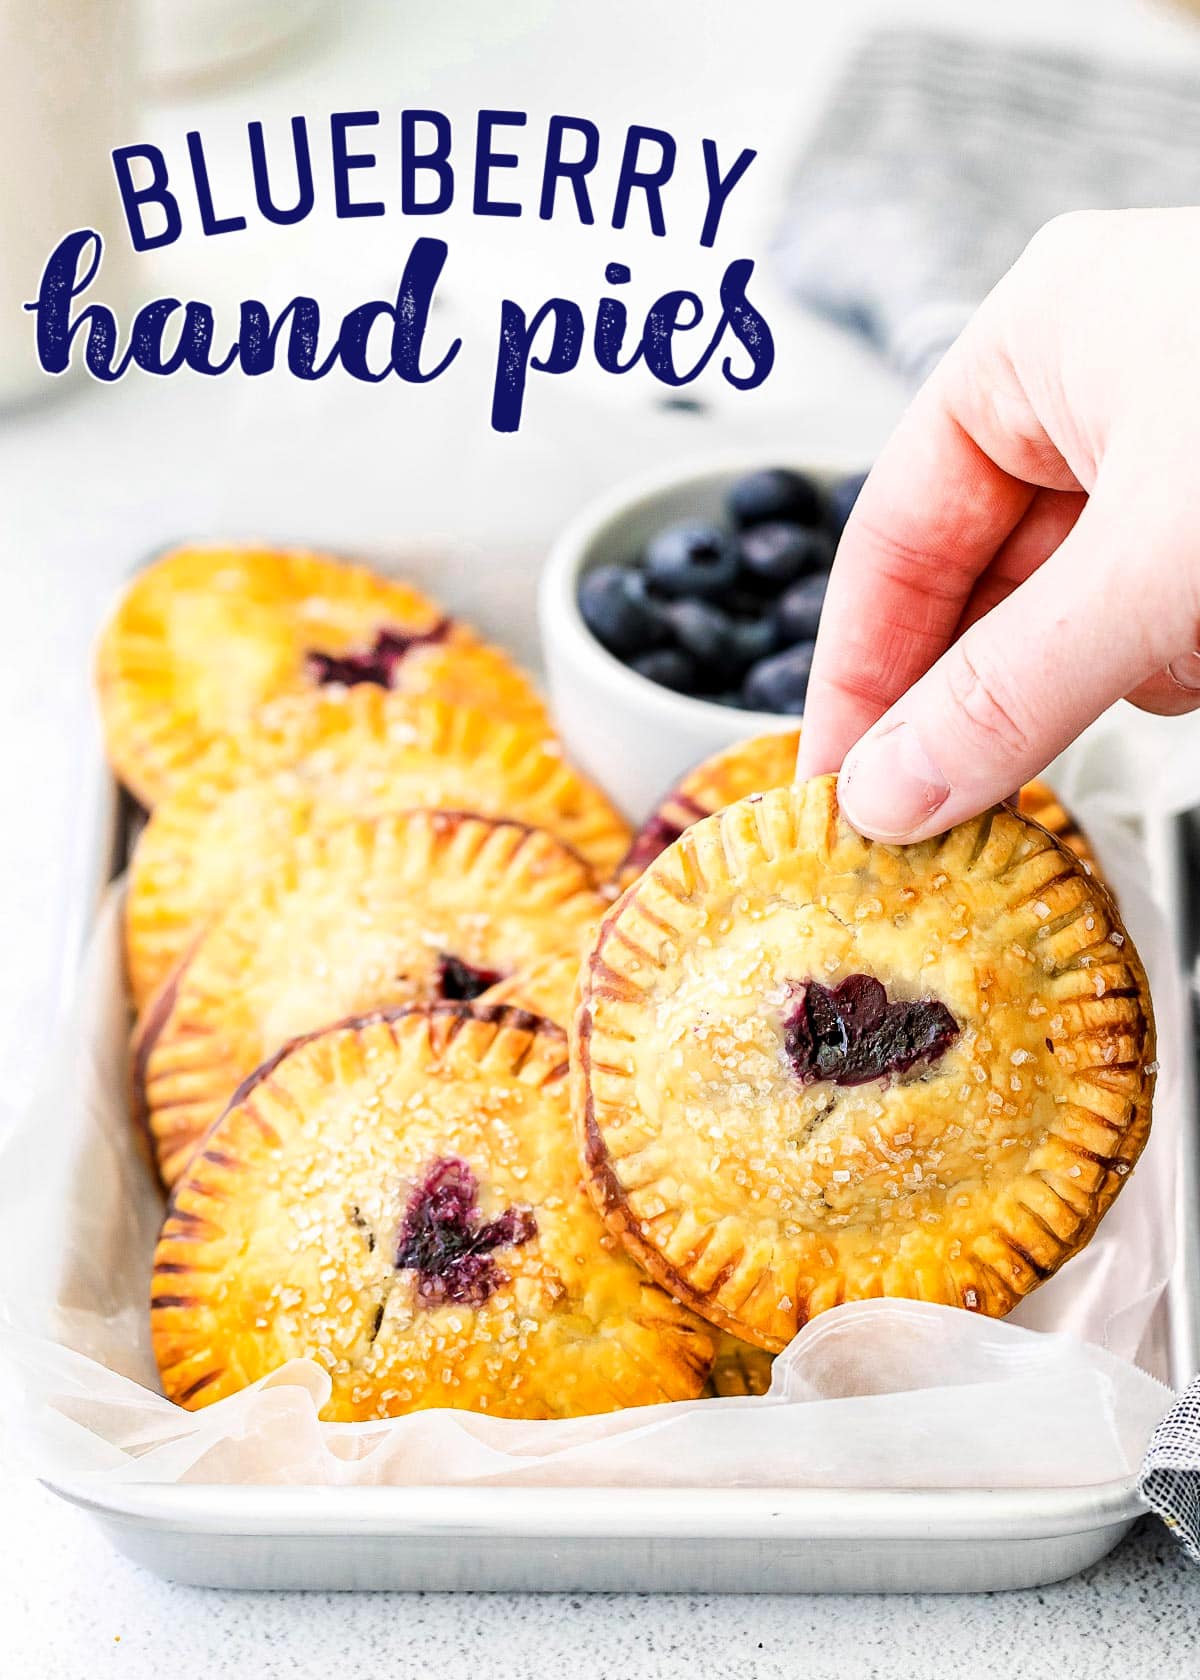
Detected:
[836,474,1200,842]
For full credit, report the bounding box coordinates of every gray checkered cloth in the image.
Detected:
[774,29,1200,383]
[1143,1387,1200,1562]
[777,27,1200,1559]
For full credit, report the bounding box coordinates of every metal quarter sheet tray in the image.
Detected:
[37,759,1200,1594]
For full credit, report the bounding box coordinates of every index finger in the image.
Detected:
[796,384,1036,779]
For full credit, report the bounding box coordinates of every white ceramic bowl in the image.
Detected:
[539,453,861,820]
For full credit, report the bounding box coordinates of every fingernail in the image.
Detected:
[1168,650,1200,692]
[839,722,950,841]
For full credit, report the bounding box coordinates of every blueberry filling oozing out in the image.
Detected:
[436,953,505,1002]
[784,975,959,1087]
[394,1157,536,1307]
[306,619,451,687]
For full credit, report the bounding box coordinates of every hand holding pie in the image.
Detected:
[575,775,1154,1350]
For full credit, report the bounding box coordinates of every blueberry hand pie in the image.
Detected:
[152,1004,714,1420]
[96,545,547,806]
[136,810,607,1185]
[575,777,1154,1350]
[126,688,628,1009]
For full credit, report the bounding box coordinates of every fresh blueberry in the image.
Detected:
[579,564,665,658]
[663,599,738,670]
[728,467,823,530]
[644,521,740,599]
[722,585,777,621]
[663,600,778,681]
[775,574,828,646]
[743,643,815,714]
[629,647,699,693]
[827,469,869,535]
[739,522,832,589]
[725,614,777,670]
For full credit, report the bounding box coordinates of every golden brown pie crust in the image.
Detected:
[136,810,608,1186]
[152,1004,714,1420]
[575,776,1154,1351]
[478,948,586,1027]
[706,1332,775,1398]
[1017,779,1098,876]
[615,731,801,891]
[96,545,548,806]
[125,688,629,1010]
[616,731,1098,893]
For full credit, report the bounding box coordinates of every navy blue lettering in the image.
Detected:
[239,296,338,378]
[492,296,583,431]
[594,262,642,374]
[612,126,676,237]
[699,141,756,248]
[391,237,460,382]
[474,111,526,217]
[717,257,775,389]
[248,118,315,226]
[330,111,385,218]
[401,111,454,214]
[187,130,247,236]
[641,289,706,384]
[539,116,598,223]
[110,146,182,252]
[25,229,131,379]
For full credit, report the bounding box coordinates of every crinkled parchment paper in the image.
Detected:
[1,712,1195,1489]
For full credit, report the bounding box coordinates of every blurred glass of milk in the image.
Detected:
[0,0,135,409]
[142,0,334,89]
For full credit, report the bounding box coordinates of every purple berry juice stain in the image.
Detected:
[306,619,451,688]
[394,1157,536,1306]
[435,953,505,1002]
[784,974,959,1087]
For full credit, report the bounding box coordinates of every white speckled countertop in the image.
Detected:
[4,0,1200,1668]
[2,1465,1198,1677]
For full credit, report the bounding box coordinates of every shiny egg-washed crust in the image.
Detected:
[124,688,629,1010]
[152,1004,714,1421]
[615,731,801,891]
[705,1332,775,1398]
[575,776,1154,1351]
[616,728,1097,891]
[1016,780,1098,876]
[478,948,586,1027]
[136,810,608,1187]
[96,545,548,807]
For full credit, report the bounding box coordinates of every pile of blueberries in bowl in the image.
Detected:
[578,467,867,715]
[577,466,867,715]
